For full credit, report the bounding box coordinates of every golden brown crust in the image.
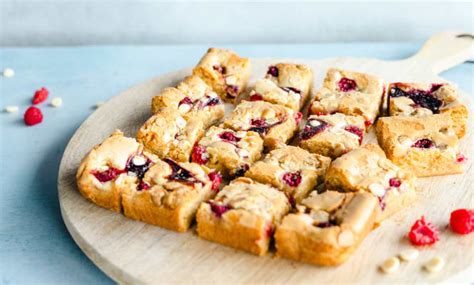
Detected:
[376,115,463,177]
[192,48,251,103]
[275,191,379,266]
[223,100,299,149]
[245,145,331,202]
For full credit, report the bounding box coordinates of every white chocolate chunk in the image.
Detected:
[309,120,321,127]
[380,257,400,273]
[132,156,146,166]
[368,183,386,197]
[399,249,419,262]
[2,68,14,77]
[237,149,250,158]
[178,103,192,113]
[424,256,445,272]
[4,106,19,113]
[51,97,63,107]
[175,116,187,128]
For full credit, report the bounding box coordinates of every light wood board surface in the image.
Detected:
[58,32,474,284]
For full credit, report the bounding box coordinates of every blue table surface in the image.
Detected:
[0,43,472,284]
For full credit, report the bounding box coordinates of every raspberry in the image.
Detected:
[213,65,226,74]
[264,223,274,237]
[208,171,222,192]
[137,181,150,191]
[209,201,229,218]
[24,106,43,126]
[219,131,240,143]
[282,171,302,187]
[267,66,279,77]
[450,209,474,235]
[250,93,263,101]
[294,112,303,125]
[412,139,434,149]
[408,216,440,246]
[344,125,364,144]
[364,120,372,128]
[178,97,193,107]
[191,145,209,164]
[32,87,49,104]
[456,153,467,163]
[389,178,401,188]
[338,78,357,92]
[300,119,329,140]
[92,167,124,183]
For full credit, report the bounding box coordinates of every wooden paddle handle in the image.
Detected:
[406,31,473,74]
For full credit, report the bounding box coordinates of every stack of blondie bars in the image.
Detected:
[76,48,468,266]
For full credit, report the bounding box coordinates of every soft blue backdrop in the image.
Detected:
[0,44,472,284]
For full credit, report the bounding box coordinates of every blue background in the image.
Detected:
[0,44,472,284]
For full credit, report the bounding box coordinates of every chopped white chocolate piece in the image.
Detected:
[51,97,63,107]
[132,156,146,166]
[4,106,19,113]
[368,183,386,197]
[2,68,14,77]
[380,257,400,273]
[178,103,192,113]
[424,256,445,272]
[399,249,419,262]
[175,116,187,128]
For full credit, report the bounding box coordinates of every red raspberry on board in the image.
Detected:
[191,145,208,164]
[408,216,440,246]
[24,106,43,126]
[208,171,222,192]
[32,87,49,104]
[450,209,474,235]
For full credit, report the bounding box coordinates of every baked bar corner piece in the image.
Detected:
[191,126,264,178]
[249,63,313,111]
[309,68,385,129]
[387,82,468,138]
[245,145,331,203]
[275,191,379,266]
[151,75,225,127]
[121,158,221,232]
[192,47,251,103]
[325,144,416,222]
[136,108,205,162]
[299,113,366,159]
[223,100,301,150]
[196,177,291,255]
[76,130,159,212]
[376,114,465,177]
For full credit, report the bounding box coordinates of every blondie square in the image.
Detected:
[249,63,313,111]
[196,177,291,255]
[193,48,251,103]
[309,68,385,129]
[275,191,379,266]
[245,145,331,203]
[151,75,225,127]
[121,158,221,232]
[223,100,301,149]
[299,113,366,159]
[76,130,159,212]
[387,82,468,138]
[325,144,417,221]
[136,108,205,162]
[191,126,264,178]
[376,114,464,177]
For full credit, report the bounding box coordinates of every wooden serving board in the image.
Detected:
[58,32,474,284]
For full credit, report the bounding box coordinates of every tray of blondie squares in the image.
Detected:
[58,31,473,284]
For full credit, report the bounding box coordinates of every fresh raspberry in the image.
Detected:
[250,118,266,127]
[294,112,303,125]
[267,66,279,77]
[208,171,222,192]
[92,167,124,183]
[209,201,229,218]
[282,171,302,187]
[338,78,357,92]
[191,145,208,164]
[300,119,329,140]
[219,131,240,143]
[408,216,440,246]
[456,153,467,163]
[412,139,435,149]
[178,97,193,107]
[24,106,43,126]
[250,93,263,101]
[344,125,364,144]
[137,181,150,191]
[389,178,401,188]
[450,209,474,235]
[364,120,372,128]
[32,87,49,104]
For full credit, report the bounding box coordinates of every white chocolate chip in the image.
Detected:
[98,165,109,172]
[225,75,237,85]
[51,97,63,107]
[237,149,250,158]
[399,249,419,262]
[2,68,14,77]
[95,101,105,108]
[338,230,355,247]
[424,256,445,272]
[175,116,187,128]
[380,257,400,273]
[368,183,386,197]
[162,132,171,143]
[178,103,192,113]
[309,120,321,127]
[4,106,19,113]
[132,156,146,166]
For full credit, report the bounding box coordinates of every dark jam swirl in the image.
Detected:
[390,84,443,113]
[164,158,204,186]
